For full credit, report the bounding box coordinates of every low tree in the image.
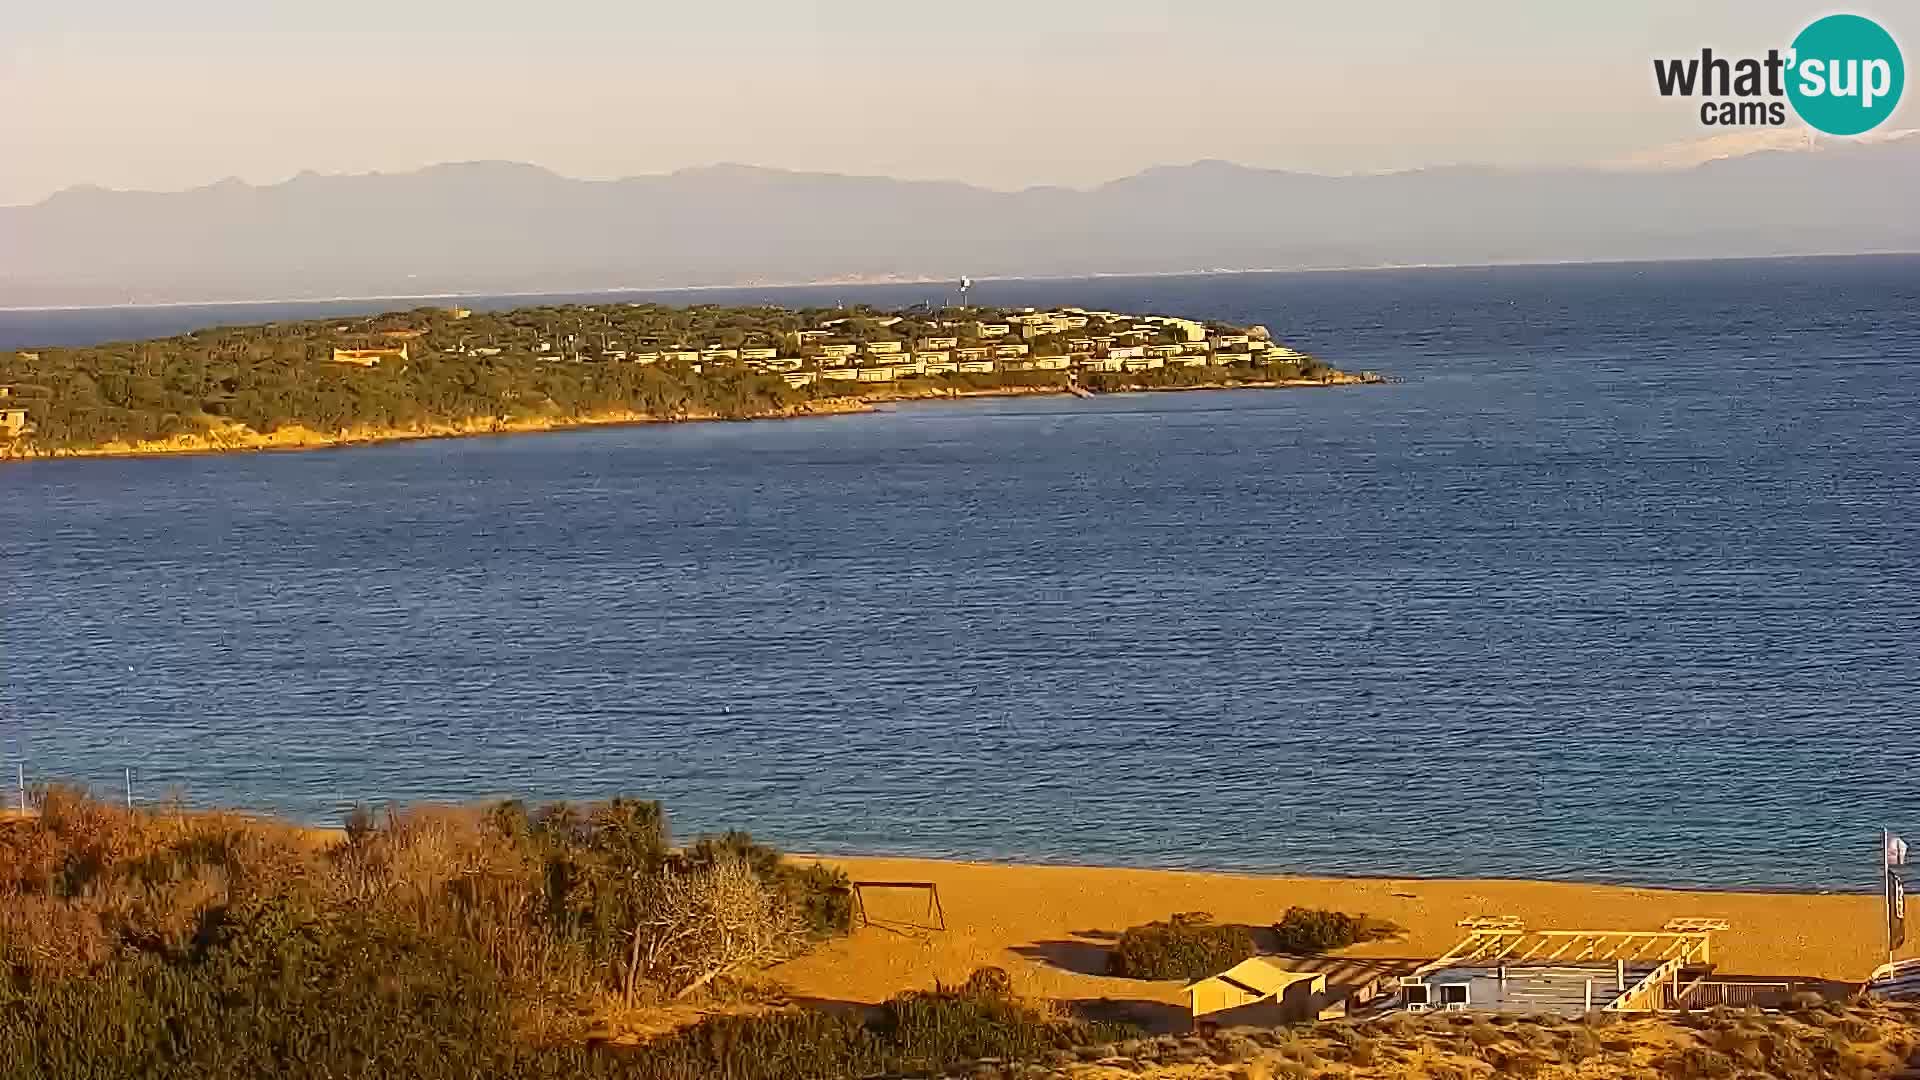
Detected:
[627,854,808,1004]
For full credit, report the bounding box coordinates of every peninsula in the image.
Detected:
[0,302,1380,459]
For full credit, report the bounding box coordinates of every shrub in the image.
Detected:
[1562,1024,1602,1061]
[1269,906,1403,954]
[1666,1046,1738,1079]
[772,861,853,939]
[1464,1019,1504,1049]
[1107,912,1256,980]
[0,789,857,1075]
[963,966,1015,997]
[618,986,1135,1080]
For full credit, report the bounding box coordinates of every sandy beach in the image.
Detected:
[773,855,1889,1021]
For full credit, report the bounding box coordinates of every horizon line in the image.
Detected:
[5,251,1917,317]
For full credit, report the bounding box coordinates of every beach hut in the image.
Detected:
[1184,957,1328,1029]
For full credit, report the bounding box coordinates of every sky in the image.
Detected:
[3,0,1914,205]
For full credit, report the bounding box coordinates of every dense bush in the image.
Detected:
[0,925,1122,1080]
[618,969,1131,1080]
[1269,906,1404,954]
[0,788,854,1078]
[1107,911,1257,980]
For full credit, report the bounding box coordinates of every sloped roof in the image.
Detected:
[1185,956,1322,998]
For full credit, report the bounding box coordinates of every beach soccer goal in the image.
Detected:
[849,880,947,933]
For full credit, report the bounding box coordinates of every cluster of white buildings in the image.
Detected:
[502,308,1311,389]
[765,310,1308,388]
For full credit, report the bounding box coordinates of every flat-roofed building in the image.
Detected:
[866,340,903,355]
[329,344,408,366]
[1394,917,1732,1017]
[919,336,958,349]
[1167,318,1208,342]
[956,359,997,374]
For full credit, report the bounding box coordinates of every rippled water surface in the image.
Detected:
[4,257,1917,890]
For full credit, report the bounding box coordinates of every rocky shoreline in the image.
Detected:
[0,375,1381,463]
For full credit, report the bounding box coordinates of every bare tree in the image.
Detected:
[624,854,806,1005]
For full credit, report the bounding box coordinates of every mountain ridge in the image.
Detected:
[6,138,1918,306]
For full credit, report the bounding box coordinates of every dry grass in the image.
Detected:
[1054,1002,1920,1079]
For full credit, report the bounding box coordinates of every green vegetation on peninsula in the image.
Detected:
[0,301,1378,459]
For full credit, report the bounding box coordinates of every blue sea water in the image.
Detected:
[2,257,1916,891]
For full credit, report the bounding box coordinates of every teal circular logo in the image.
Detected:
[1787,14,1904,135]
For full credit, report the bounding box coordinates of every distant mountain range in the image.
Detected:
[5,134,1919,307]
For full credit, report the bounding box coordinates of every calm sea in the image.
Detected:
[3,258,1916,891]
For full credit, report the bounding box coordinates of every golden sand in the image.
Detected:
[773,855,1887,1014]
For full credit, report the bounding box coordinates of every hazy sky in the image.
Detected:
[4,1,1913,205]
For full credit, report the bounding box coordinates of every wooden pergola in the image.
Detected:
[1413,916,1730,1012]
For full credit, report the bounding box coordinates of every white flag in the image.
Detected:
[1891,832,1910,867]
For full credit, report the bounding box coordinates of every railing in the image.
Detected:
[1610,955,1688,1011]
[1665,980,1794,1010]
